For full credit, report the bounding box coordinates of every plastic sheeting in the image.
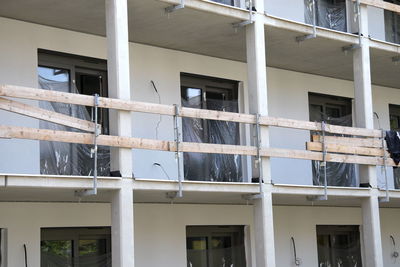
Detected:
[182,97,242,182]
[311,115,357,187]
[38,67,110,176]
[384,7,400,44]
[304,0,347,32]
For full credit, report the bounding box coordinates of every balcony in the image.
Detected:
[0,84,395,194]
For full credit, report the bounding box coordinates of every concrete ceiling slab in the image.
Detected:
[0,0,399,88]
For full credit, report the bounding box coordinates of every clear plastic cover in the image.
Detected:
[38,67,110,176]
[304,0,347,32]
[182,97,242,182]
[312,115,357,187]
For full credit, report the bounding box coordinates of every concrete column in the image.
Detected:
[246,0,276,266]
[111,179,134,267]
[353,4,383,267]
[106,0,135,266]
[106,0,133,177]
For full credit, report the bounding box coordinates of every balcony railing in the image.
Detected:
[0,84,393,197]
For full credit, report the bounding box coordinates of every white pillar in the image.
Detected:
[246,0,276,266]
[111,179,134,267]
[353,4,383,267]
[106,0,133,177]
[106,0,134,266]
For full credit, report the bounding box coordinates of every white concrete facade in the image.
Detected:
[0,0,400,266]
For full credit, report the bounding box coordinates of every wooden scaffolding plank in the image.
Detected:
[0,125,396,167]
[0,84,382,137]
[306,142,386,157]
[356,0,400,14]
[312,135,382,148]
[0,97,98,132]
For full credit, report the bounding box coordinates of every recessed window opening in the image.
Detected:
[308,92,356,187]
[304,0,347,32]
[41,227,111,267]
[389,104,400,189]
[37,49,110,176]
[0,229,6,267]
[180,73,242,182]
[384,0,400,44]
[316,225,362,267]
[186,225,247,267]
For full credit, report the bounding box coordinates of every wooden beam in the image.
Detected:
[306,142,386,157]
[0,97,98,132]
[312,135,382,148]
[354,0,400,14]
[0,125,396,167]
[0,84,382,137]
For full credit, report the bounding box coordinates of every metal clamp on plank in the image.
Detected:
[232,0,254,28]
[296,0,317,42]
[174,104,183,198]
[165,0,185,13]
[379,129,390,202]
[308,121,328,201]
[75,94,100,197]
[255,113,263,192]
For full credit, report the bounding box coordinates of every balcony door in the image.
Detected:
[181,73,242,182]
[308,93,356,187]
[38,50,110,176]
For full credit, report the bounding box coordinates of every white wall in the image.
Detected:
[0,202,254,267]
[134,204,255,267]
[380,208,400,266]
[0,17,399,187]
[0,202,110,267]
[1,202,399,267]
[368,6,386,41]
[274,206,363,266]
[264,0,305,23]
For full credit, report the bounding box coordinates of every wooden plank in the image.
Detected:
[0,84,382,137]
[0,125,396,167]
[312,135,382,148]
[0,97,98,132]
[306,142,385,157]
[354,0,400,14]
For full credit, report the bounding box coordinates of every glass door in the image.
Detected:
[38,51,110,176]
[181,74,242,182]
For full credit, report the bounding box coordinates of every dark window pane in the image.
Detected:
[41,240,73,267]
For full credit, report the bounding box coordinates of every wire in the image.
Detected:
[23,244,28,267]
[153,163,171,180]
[291,237,301,266]
[151,80,162,140]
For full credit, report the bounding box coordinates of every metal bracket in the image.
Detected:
[342,44,361,53]
[296,0,317,42]
[242,193,263,201]
[174,104,183,198]
[254,113,263,192]
[392,56,400,63]
[75,94,100,198]
[165,0,185,13]
[379,129,390,203]
[232,0,254,28]
[308,121,328,202]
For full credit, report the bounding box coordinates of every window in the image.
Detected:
[389,104,400,189]
[304,0,347,32]
[0,229,6,267]
[38,50,110,176]
[316,225,362,267]
[186,226,247,267]
[181,73,242,182]
[384,0,400,44]
[308,93,356,187]
[41,227,111,267]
